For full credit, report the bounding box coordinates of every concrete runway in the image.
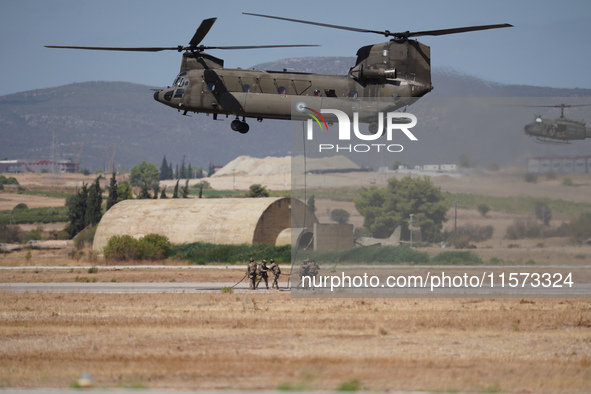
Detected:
[0,282,291,293]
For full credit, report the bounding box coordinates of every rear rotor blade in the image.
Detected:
[243,12,512,39]
[515,104,591,108]
[242,12,387,36]
[407,24,513,37]
[189,18,217,47]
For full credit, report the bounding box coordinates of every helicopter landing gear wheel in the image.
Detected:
[231,118,249,134]
[231,119,242,131]
[238,122,249,134]
[368,123,379,134]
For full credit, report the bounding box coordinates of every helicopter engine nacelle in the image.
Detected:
[363,67,397,80]
[350,64,397,81]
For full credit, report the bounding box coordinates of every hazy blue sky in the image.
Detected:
[1,0,590,96]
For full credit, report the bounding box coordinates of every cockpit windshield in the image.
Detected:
[172,72,189,87]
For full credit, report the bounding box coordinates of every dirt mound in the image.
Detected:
[213,155,360,177]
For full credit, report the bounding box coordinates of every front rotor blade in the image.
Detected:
[45,45,179,52]
[407,24,513,37]
[189,18,217,47]
[202,44,320,50]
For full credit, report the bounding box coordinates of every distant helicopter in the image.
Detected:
[46,14,511,134]
[521,104,591,144]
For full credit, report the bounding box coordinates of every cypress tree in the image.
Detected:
[195,168,203,179]
[66,183,88,238]
[187,163,193,179]
[172,180,180,198]
[159,155,169,180]
[106,172,118,211]
[137,183,152,199]
[180,155,186,179]
[160,185,168,199]
[85,177,102,227]
[182,179,190,198]
[207,162,215,177]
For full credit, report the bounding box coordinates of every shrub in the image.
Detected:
[103,235,140,261]
[477,204,490,217]
[246,184,269,198]
[103,233,172,261]
[73,226,97,249]
[535,202,552,225]
[541,222,570,238]
[570,212,591,243]
[524,173,538,183]
[138,233,172,260]
[192,180,212,190]
[443,224,494,246]
[13,203,28,210]
[0,224,23,243]
[449,235,474,249]
[23,226,44,243]
[545,170,557,180]
[337,379,362,391]
[431,250,483,265]
[563,177,575,187]
[172,242,291,264]
[505,220,541,239]
[330,209,350,224]
[0,176,19,185]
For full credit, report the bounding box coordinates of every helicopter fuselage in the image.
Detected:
[524,116,591,141]
[153,40,433,132]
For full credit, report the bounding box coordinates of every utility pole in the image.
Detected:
[454,200,458,234]
[410,213,414,249]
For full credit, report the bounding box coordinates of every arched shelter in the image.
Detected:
[92,197,317,252]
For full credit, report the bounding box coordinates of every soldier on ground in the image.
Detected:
[256,259,270,290]
[268,258,281,290]
[298,259,319,288]
[246,257,258,290]
[308,259,319,277]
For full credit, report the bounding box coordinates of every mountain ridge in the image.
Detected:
[1,57,590,171]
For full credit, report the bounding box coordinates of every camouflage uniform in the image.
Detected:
[298,259,311,288]
[308,259,319,278]
[256,259,270,290]
[299,259,318,288]
[268,258,281,289]
[246,257,258,290]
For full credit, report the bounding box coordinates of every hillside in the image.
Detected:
[1,57,590,171]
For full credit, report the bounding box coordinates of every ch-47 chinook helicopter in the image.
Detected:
[520,103,591,144]
[46,13,511,134]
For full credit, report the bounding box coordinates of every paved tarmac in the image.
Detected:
[0,282,290,293]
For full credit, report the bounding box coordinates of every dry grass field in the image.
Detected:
[2,171,590,391]
[1,293,590,392]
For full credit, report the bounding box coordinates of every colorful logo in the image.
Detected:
[296,102,328,131]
